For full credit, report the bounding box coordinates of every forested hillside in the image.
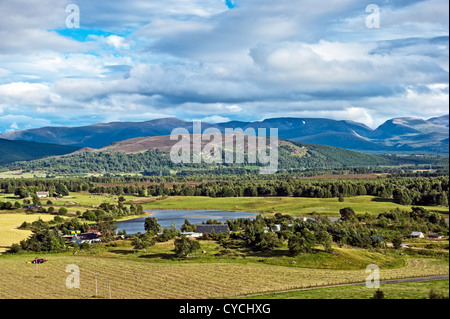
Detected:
[0,140,400,175]
[0,138,80,165]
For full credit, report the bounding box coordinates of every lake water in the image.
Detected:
[115,210,259,235]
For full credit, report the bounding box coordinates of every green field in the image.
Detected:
[0,243,447,299]
[142,195,449,217]
[0,213,55,252]
[243,279,449,299]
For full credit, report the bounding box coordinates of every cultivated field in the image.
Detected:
[0,253,447,299]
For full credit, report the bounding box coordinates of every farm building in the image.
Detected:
[36,192,49,198]
[410,231,425,238]
[428,234,445,239]
[181,232,202,238]
[196,224,230,234]
[70,232,101,244]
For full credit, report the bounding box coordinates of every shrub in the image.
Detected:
[174,236,201,257]
[371,289,385,299]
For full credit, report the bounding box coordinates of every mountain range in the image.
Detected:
[0,138,79,165]
[1,115,448,155]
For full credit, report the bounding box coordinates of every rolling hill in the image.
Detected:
[1,115,448,154]
[0,138,80,165]
[0,134,409,175]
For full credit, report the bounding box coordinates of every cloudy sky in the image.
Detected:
[0,0,448,133]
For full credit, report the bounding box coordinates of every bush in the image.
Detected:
[174,236,201,257]
[8,243,22,254]
[428,288,448,299]
[392,236,403,250]
[371,289,385,299]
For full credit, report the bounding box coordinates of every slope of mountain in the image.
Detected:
[0,118,191,149]
[428,114,449,127]
[0,138,80,165]
[1,115,448,154]
[1,134,397,174]
[369,117,449,153]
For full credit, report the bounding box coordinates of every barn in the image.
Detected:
[195,224,230,235]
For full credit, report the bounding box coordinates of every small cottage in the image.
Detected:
[36,192,49,198]
[410,231,425,238]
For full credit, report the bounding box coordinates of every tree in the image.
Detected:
[20,223,66,252]
[58,207,68,216]
[8,243,22,254]
[317,230,333,252]
[288,229,316,255]
[132,232,156,250]
[181,219,196,233]
[174,235,201,257]
[144,217,161,234]
[338,194,345,202]
[97,216,118,242]
[392,236,403,250]
[258,232,282,251]
[339,207,356,221]
[55,183,69,196]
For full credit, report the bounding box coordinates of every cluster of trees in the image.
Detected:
[131,217,201,257]
[4,140,447,176]
[82,202,145,221]
[1,174,448,209]
[0,178,86,195]
[135,176,449,207]
[13,214,120,253]
[220,205,448,254]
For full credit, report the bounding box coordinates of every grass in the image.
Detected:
[0,213,55,252]
[242,279,450,299]
[141,196,449,217]
[93,240,407,270]
[0,249,446,299]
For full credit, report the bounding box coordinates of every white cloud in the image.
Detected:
[0,0,447,129]
[200,115,231,123]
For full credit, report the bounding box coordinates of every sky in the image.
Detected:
[0,0,448,133]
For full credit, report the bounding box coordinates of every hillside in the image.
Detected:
[428,114,449,127]
[1,115,448,154]
[0,138,80,165]
[0,134,404,175]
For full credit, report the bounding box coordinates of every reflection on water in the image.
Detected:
[115,210,342,235]
[115,210,258,235]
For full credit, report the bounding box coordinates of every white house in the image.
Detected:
[181,232,202,238]
[410,231,425,238]
[36,192,49,198]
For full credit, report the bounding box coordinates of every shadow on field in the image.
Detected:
[371,197,395,203]
[138,253,175,260]
[109,249,137,255]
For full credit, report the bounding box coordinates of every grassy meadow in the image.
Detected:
[243,279,450,299]
[141,195,449,217]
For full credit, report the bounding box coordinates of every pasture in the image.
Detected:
[141,196,449,217]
